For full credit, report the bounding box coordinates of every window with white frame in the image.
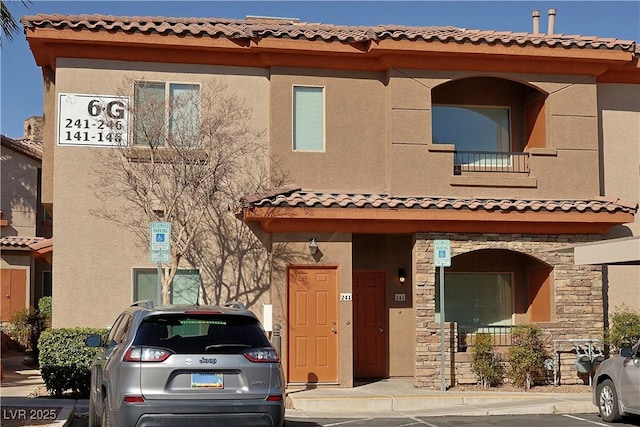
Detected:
[134,81,200,147]
[293,86,324,152]
[133,268,201,305]
[435,272,513,327]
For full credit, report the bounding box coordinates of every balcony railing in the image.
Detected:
[457,324,514,351]
[454,151,529,174]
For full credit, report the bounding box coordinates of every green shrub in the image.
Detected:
[38,297,52,319]
[471,332,504,388]
[507,324,548,390]
[604,305,640,351]
[38,328,108,397]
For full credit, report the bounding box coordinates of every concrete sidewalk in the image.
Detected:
[1,352,597,425]
[286,378,596,418]
[1,353,75,426]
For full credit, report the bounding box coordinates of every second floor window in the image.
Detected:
[293,86,324,152]
[432,105,511,152]
[134,81,200,147]
[133,268,201,305]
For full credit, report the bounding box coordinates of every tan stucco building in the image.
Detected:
[21,13,639,388]
[1,117,53,321]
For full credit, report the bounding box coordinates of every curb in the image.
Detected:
[287,393,596,417]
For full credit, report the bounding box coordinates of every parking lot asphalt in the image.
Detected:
[1,353,598,426]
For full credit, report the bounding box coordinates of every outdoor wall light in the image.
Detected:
[398,268,407,284]
[151,199,165,217]
[308,238,319,256]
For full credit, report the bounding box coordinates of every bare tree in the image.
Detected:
[185,155,295,307]
[92,78,279,305]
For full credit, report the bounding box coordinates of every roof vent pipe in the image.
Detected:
[547,8,557,35]
[532,10,540,34]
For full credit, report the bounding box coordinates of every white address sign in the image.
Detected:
[58,93,129,147]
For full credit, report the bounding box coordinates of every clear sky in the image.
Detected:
[1,0,639,138]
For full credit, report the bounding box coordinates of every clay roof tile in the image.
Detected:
[21,14,637,52]
[241,188,638,216]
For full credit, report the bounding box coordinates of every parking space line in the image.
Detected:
[398,421,430,427]
[398,414,440,427]
[562,414,610,426]
[323,418,374,426]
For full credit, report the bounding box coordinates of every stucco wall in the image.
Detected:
[267,67,602,200]
[388,70,600,199]
[0,147,39,237]
[270,232,354,386]
[598,82,640,313]
[50,59,271,327]
[269,68,387,194]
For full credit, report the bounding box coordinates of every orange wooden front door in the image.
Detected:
[288,267,338,383]
[353,271,387,379]
[1,269,27,321]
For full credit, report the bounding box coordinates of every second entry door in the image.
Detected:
[353,271,387,379]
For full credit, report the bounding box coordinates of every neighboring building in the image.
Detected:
[1,117,53,321]
[21,13,638,389]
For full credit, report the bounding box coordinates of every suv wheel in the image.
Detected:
[101,397,112,427]
[597,379,621,422]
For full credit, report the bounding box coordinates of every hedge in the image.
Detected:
[604,305,640,351]
[38,328,109,397]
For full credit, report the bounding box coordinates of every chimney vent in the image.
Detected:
[547,8,557,35]
[532,10,540,34]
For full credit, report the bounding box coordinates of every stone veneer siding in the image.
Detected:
[414,233,603,389]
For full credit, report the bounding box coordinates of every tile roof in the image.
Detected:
[0,236,46,249]
[21,14,636,53]
[241,187,638,214]
[1,135,42,160]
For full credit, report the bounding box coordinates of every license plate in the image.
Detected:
[191,372,223,389]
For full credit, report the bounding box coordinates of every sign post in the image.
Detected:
[434,239,451,392]
[150,222,171,304]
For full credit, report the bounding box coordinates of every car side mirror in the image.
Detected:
[85,334,104,347]
[620,346,633,358]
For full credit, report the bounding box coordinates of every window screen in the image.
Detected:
[134,81,165,146]
[169,83,199,144]
[293,86,324,151]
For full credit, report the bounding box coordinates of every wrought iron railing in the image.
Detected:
[457,324,514,351]
[453,151,529,174]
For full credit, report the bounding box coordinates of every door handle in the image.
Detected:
[5,294,10,299]
[378,328,384,333]
[331,328,337,334]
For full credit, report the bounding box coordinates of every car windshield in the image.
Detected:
[133,314,271,354]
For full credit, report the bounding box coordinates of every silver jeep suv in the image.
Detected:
[593,338,640,423]
[85,301,284,427]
